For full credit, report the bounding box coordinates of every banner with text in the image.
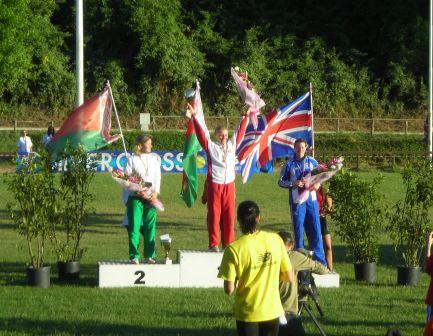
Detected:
[72,151,273,174]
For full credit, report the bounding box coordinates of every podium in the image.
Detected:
[98,250,340,288]
[98,250,223,288]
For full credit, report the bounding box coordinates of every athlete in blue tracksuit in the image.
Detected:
[278,138,327,266]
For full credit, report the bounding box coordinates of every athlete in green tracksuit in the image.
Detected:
[124,134,161,264]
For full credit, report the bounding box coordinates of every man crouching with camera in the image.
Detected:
[278,231,329,336]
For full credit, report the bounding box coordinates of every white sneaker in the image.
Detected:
[130,259,139,265]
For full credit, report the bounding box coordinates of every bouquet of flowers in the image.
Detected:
[231,66,266,129]
[109,168,164,211]
[298,157,344,204]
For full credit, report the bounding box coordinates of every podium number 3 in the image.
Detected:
[134,271,145,284]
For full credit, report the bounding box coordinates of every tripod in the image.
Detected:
[298,298,327,336]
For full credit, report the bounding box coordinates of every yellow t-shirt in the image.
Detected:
[218,230,292,322]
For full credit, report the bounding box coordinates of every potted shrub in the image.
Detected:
[329,170,384,283]
[387,160,433,286]
[6,154,57,288]
[51,145,96,282]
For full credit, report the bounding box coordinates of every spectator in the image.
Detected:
[278,138,326,266]
[316,184,334,271]
[17,130,33,155]
[425,231,433,321]
[42,125,55,147]
[277,231,328,336]
[186,103,249,252]
[425,318,433,336]
[123,134,161,264]
[218,200,294,336]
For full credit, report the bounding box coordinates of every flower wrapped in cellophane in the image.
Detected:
[298,157,344,204]
[231,66,265,129]
[109,168,164,211]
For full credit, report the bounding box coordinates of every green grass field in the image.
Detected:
[0,172,428,335]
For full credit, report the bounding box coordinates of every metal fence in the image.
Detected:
[149,116,425,134]
[0,116,426,134]
[312,150,430,170]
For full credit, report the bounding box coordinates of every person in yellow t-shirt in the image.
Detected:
[218,200,294,336]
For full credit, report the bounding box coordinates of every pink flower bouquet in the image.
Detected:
[231,67,266,129]
[109,168,164,211]
[298,157,344,204]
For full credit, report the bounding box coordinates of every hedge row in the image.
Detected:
[0,130,426,154]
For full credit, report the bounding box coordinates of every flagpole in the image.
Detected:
[309,82,315,157]
[429,0,432,160]
[75,0,84,107]
[107,81,128,157]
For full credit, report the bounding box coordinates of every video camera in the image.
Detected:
[296,249,324,317]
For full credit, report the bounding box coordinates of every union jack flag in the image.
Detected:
[236,92,312,183]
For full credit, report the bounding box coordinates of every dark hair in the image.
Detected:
[136,134,152,145]
[294,138,308,147]
[278,231,293,245]
[47,126,55,136]
[237,200,260,234]
[135,134,152,154]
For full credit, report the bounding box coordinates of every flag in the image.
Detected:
[231,67,265,129]
[47,87,120,158]
[180,81,203,207]
[236,92,312,183]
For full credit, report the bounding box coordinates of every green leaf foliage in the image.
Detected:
[387,160,433,267]
[329,170,384,263]
[0,0,429,118]
[5,153,58,268]
[52,144,96,262]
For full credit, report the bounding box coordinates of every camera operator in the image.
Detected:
[278,231,328,336]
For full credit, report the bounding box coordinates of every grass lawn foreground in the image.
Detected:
[0,171,428,335]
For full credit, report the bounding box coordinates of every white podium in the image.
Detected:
[312,272,340,288]
[98,261,180,288]
[178,250,223,288]
[98,250,339,288]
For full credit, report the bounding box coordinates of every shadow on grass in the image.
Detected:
[0,262,26,286]
[0,262,97,287]
[320,316,423,330]
[0,317,234,335]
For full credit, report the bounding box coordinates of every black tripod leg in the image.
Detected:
[301,303,327,336]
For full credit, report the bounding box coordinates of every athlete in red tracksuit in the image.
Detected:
[187,104,249,251]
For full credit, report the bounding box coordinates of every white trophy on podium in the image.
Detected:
[160,234,172,264]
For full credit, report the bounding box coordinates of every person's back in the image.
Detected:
[226,231,289,322]
[218,200,293,336]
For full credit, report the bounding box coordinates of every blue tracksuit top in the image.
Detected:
[278,155,318,204]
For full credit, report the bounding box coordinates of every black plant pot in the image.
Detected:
[354,262,376,283]
[397,265,420,286]
[57,261,80,282]
[27,266,51,288]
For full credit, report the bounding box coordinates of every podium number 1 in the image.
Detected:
[134,271,145,284]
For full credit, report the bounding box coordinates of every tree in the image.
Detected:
[0,0,74,113]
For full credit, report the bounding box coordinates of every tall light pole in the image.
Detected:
[76,0,84,107]
[428,0,433,161]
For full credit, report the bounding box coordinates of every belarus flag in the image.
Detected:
[180,81,203,207]
[48,86,120,159]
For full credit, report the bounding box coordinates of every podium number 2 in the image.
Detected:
[134,271,145,284]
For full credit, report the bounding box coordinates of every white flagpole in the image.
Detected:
[75,0,84,107]
[107,81,128,156]
[429,0,432,160]
[309,82,315,157]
